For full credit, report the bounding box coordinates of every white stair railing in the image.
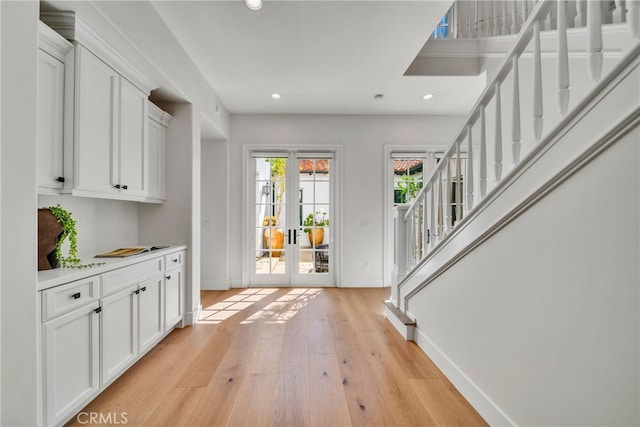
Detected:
[393,0,639,311]
[432,0,635,40]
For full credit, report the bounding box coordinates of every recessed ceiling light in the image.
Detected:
[246,0,262,11]
[422,93,435,100]
[270,93,281,100]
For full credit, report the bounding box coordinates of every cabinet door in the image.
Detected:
[165,268,183,331]
[119,77,147,197]
[75,46,119,195]
[147,118,166,201]
[37,50,65,193]
[138,275,164,354]
[101,285,138,386]
[43,302,100,426]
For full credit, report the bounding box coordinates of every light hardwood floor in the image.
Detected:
[66,288,487,426]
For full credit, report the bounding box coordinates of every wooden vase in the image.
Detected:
[38,209,63,271]
[308,228,324,247]
[264,228,285,257]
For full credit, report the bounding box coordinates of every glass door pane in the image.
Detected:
[296,157,332,285]
[254,157,288,279]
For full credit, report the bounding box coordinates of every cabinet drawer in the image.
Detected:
[41,275,99,321]
[165,251,185,269]
[101,257,164,297]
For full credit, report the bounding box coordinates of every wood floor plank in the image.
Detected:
[66,287,487,427]
[409,378,488,426]
[306,354,352,426]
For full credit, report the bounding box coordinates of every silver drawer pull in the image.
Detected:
[71,292,81,300]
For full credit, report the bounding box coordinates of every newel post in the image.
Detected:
[391,205,411,305]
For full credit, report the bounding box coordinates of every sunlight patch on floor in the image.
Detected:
[199,288,278,324]
[240,288,322,325]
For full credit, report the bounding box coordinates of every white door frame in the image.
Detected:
[242,145,342,287]
[382,145,446,286]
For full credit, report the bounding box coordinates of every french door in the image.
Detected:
[248,151,335,287]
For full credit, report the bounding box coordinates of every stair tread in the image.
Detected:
[384,301,416,326]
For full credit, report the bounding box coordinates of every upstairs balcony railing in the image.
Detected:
[433,0,636,39]
[393,0,639,304]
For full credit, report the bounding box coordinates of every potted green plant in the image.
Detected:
[38,205,103,270]
[303,211,329,247]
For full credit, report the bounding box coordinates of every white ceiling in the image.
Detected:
[48,1,487,116]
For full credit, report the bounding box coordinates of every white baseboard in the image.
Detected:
[184,304,202,326]
[229,279,244,288]
[413,327,514,427]
[201,280,230,290]
[339,279,385,288]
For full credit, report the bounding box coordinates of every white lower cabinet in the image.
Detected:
[164,268,182,331]
[43,301,100,426]
[101,284,138,386]
[139,275,165,353]
[39,248,186,426]
[102,275,164,386]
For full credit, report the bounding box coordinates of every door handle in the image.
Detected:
[288,229,292,245]
[293,229,297,244]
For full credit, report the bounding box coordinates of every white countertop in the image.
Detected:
[38,245,187,291]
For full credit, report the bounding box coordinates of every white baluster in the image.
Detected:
[467,0,473,38]
[457,0,464,38]
[406,209,414,267]
[466,125,474,211]
[495,0,502,35]
[522,0,530,23]
[486,1,494,36]
[480,106,487,198]
[533,20,543,142]
[446,159,452,231]
[613,0,626,23]
[475,0,482,37]
[420,202,424,258]
[548,1,558,30]
[567,0,578,27]
[512,55,522,164]
[576,0,587,27]
[429,182,442,248]
[558,0,571,116]
[456,142,463,222]
[602,0,614,24]
[438,169,444,240]
[587,0,604,81]
[421,198,427,257]
[503,0,511,34]
[434,175,440,243]
[628,0,640,38]
[393,205,409,296]
[512,0,520,33]
[494,81,503,182]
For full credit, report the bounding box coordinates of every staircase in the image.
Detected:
[386,0,640,425]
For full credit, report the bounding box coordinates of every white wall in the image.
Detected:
[201,139,229,290]
[229,114,465,287]
[1,2,39,424]
[410,125,640,426]
[38,195,138,256]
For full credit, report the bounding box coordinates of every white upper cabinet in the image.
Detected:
[118,77,148,197]
[37,22,73,194]
[147,102,172,202]
[41,12,161,203]
[74,45,119,196]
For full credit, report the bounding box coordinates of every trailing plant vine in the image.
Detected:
[46,205,105,269]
